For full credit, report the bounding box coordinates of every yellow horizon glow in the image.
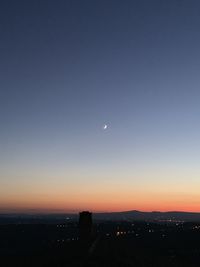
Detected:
[1,167,200,213]
[1,189,200,213]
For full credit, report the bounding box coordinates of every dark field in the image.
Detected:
[1,218,200,267]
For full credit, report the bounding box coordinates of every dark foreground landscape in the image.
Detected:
[1,212,200,267]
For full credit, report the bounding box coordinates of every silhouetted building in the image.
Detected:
[79,211,93,241]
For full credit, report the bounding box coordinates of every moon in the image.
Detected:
[103,124,108,130]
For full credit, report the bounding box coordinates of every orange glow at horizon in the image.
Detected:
[1,170,200,213]
[1,190,200,213]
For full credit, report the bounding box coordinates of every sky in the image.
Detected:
[1,0,200,213]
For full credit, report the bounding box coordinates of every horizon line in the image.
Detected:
[0,209,200,215]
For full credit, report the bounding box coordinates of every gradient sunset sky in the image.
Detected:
[1,0,200,213]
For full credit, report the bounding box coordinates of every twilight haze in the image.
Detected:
[1,0,200,213]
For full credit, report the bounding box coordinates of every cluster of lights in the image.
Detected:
[192,225,200,230]
[157,219,184,223]
[56,224,67,228]
[116,230,135,236]
[148,229,154,233]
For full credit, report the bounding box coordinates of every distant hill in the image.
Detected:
[1,210,200,223]
[93,210,200,222]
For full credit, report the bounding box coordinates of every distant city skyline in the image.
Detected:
[1,0,200,213]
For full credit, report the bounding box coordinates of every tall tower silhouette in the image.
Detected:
[79,211,93,241]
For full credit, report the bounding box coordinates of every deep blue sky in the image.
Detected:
[1,0,200,212]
